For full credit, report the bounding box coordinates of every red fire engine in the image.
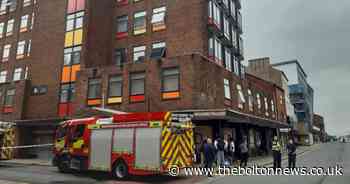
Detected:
[53,112,194,179]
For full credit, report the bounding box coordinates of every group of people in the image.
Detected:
[195,134,298,174]
[197,135,250,171]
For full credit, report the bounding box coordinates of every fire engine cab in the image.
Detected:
[53,112,194,179]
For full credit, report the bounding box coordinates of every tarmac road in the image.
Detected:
[201,142,350,184]
[0,143,348,184]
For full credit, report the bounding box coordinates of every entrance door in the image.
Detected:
[89,129,113,171]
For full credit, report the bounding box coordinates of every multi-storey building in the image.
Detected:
[0,0,288,159]
[272,60,314,145]
[313,114,326,143]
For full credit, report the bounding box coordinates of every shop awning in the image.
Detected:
[172,109,290,129]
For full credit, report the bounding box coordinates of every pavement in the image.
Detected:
[0,143,348,184]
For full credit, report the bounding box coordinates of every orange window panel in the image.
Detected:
[71,64,80,82]
[61,66,72,83]
[130,95,145,103]
[87,99,102,106]
[162,91,180,100]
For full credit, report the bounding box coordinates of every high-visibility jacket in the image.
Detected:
[272,140,281,152]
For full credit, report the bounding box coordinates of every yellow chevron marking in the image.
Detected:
[162,134,176,158]
[178,136,190,156]
[168,146,179,168]
[163,135,180,166]
[182,134,192,154]
[162,130,171,147]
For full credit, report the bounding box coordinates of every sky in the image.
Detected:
[242,0,350,136]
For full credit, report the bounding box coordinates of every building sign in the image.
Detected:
[171,113,194,122]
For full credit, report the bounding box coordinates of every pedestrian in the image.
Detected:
[272,136,282,169]
[287,138,297,168]
[228,137,236,166]
[214,136,226,167]
[203,138,216,177]
[239,137,249,167]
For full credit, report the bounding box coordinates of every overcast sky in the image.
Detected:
[242,0,350,136]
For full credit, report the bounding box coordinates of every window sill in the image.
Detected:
[107,97,122,104]
[116,32,128,39]
[87,99,102,106]
[133,29,146,36]
[162,92,180,100]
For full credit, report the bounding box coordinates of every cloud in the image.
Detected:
[243,0,350,135]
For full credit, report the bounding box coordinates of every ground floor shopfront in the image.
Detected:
[174,109,290,158]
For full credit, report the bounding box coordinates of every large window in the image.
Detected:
[66,11,84,32]
[0,70,7,83]
[224,78,231,100]
[208,36,223,65]
[223,16,230,39]
[2,44,11,62]
[130,72,145,102]
[264,97,269,116]
[64,46,81,66]
[20,14,29,32]
[4,89,15,107]
[208,0,221,28]
[116,15,128,38]
[237,84,245,109]
[0,22,4,38]
[16,40,26,59]
[12,68,22,81]
[108,76,123,104]
[256,93,261,111]
[151,6,166,31]
[224,48,232,71]
[230,0,236,17]
[133,45,146,63]
[114,48,127,66]
[87,79,101,99]
[162,68,180,100]
[150,42,166,59]
[271,100,275,118]
[133,11,146,35]
[6,19,14,36]
[248,89,253,111]
[60,84,75,103]
[231,28,237,48]
[233,57,239,76]
[23,0,31,7]
[67,0,85,14]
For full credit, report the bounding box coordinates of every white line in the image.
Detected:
[1,144,53,149]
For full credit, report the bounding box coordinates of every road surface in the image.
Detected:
[0,143,348,184]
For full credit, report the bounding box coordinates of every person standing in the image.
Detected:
[214,136,226,167]
[272,136,282,169]
[203,138,216,177]
[287,139,297,168]
[228,137,235,166]
[239,137,249,167]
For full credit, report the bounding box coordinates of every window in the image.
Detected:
[0,0,16,14]
[64,46,81,66]
[264,97,269,116]
[230,0,236,17]
[133,45,146,63]
[224,48,232,71]
[231,27,237,48]
[0,71,7,83]
[114,48,126,66]
[20,14,29,32]
[130,72,145,102]
[224,78,231,100]
[4,89,15,107]
[248,89,253,111]
[23,0,30,7]
[67,0,85,14]
[24,66,28,79]
[64,29,83,47]
[150,42,166,59]
[12,68,22,81]
[151,6,166,31]
[60,84,75,103]
[0,0,7,15]
[271,100,275,116]
[27,39,31,56]
[2,44,11,62]
[66,11,84,32]
[87,79,101,99]
[6,19,14,36]
[233,57,239,76]
[208,1,221,28]
[116,15,128,38]
[133,11,146,35]
[208,36,223,65]
[224,16,230,39]
[31,12,34,30]
[16,40,26,59]
[32,85,48,95]
[162,68,180,100]
[237,84,245,109]
[108,76,123,104]
[256,93,261,110]
[0,22,4,38]
[223,0,229,9]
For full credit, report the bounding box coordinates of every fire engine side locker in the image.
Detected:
[89,129,113,171]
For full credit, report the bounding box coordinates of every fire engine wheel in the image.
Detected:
[112,160,129,179]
